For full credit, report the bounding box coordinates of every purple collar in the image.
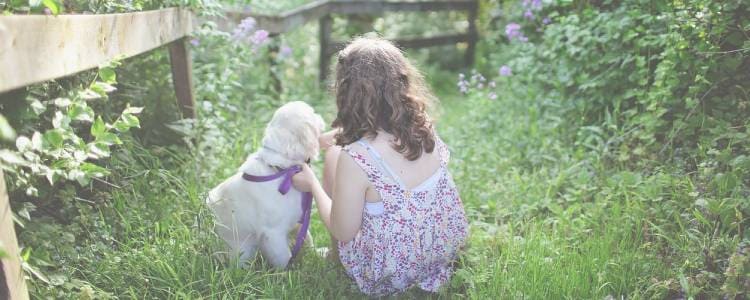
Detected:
[242,165,312,265]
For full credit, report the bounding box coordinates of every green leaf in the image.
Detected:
[123,106,144,114]
[42,130,64,149]
[45,168,62,185]
[121,113,140,128]
[41,0,59,14]
[28,0,42,7]
[98,67,117,84]
[87,142,111,159]
[16,136,31,151]
[95,132,121,146]
[0,115,16,141]
[67,102,94,123]
[18,202,36,222]
[0,150,25,166]
[29,99,46,115]
[90,81,116,96]
[68,169,89,185]
[91,117,106,138]
[79,89,102,100]
[31,131,43,151]
[80,162,110,178]
[51,111,69,129]
[114,113,140,132]
[53,97,72,107]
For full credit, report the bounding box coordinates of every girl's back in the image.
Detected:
[337,131,468,295]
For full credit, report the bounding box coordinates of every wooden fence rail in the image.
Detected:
[223,0,479,82]
[0,8,197,117]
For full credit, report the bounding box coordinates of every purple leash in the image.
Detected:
[242,165,312,265]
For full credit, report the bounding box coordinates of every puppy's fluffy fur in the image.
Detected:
[206,101,325,268]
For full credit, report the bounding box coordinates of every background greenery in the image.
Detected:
[0,0,747,298]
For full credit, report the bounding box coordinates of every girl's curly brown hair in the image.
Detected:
[332,37,436,161]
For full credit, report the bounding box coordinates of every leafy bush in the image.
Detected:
[471,0,749,297]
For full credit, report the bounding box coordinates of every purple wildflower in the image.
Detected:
[542,17,551,25]
[232,17,257,41]
[190,38,200,46]
[279,45,293,58]
[505,23,522,40]
[471,71,485,83]
[489,81,496,88]
[499,65,512,77]
[457,73,470,94]
[488,92,497,100]
[531,0,542,10]
[523,10,534,20]
[238,17,257,32]
[43,8,52,15]
[459,84,469,94]
[251,30,270,46]
[523,0,542,10]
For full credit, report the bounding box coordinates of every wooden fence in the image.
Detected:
[0,8,196,118]
[0,1,477,297]
[224,0,479,81]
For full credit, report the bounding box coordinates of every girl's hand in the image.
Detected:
[318,129,340,150]
[292,164,320,193]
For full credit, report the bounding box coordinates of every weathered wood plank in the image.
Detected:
[327,33,472,56]
[224,0,330,34]
[330,0,475,15]
[224,0,475,34]
[0,171,29,300]
[465,2,478,65]
[0,8,194,94]
[168,37,196,118]
[319,15,333,83]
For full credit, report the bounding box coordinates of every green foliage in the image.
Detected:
[472,0,750,297]
[0,55,143,298]
[1,60,142,197]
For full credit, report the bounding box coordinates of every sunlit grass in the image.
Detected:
[31,67,687,299]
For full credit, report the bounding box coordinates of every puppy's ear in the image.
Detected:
[264,124,306,161]
[293,114,323,161]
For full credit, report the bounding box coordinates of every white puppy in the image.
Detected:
[206,101,325,268]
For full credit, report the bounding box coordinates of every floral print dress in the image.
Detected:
[338,134,469,296]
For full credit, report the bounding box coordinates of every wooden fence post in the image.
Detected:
[168,37,197,119]
[465,0,478,66]
[268,37,284,94]
[319,14,333,85]
[0,171,29,300]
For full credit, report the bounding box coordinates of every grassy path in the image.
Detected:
[29,68,685,299]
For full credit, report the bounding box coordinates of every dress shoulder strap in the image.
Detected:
[434,132,450,167]
[341,142,391,191]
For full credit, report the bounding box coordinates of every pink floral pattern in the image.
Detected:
[338,135,469,296]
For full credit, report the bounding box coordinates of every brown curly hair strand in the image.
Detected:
[332,37,436,161]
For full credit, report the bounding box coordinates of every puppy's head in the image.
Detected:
[261,101,325,168]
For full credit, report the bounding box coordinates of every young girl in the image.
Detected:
[292,37,468,295]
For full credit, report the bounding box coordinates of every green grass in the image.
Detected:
[23,64,744,298]
[20,73,652,299]
[19,28,746,300]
